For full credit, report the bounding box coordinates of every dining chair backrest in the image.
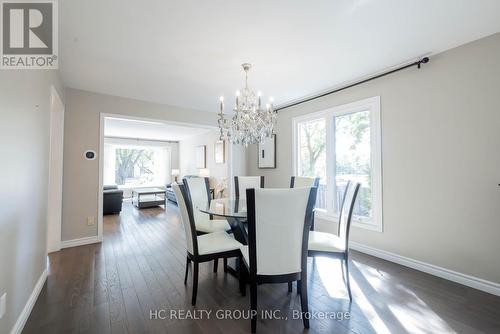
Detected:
[291,177,321,229]
[290,176,320,188]
[172,183,198,255]
[234,176,264,200]
[338,181,361,251]
[183,177,211,223]
[246,187,317,276]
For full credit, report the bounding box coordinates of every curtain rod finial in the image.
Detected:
[418,57,430,68]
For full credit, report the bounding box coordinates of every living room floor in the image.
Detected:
[23,202,500,333]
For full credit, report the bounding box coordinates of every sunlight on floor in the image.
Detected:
[351,260,394,293]
[387,287,456,334]
[316,257,392,334]
[315,257,347,298]
[316,257,453,334]
[350,275,392,334]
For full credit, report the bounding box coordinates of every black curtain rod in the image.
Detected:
[276,57,430,111]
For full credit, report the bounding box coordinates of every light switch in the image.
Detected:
[87,216,95,226]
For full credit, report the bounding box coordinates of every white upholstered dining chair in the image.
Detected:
[183,177,233,272]
[290,176,320,188]
[234,176,264,200]
[172,183,244,306]
[288,176,320,292]
[183,177,230,234]
[241,187,317,333]
[308,181,360,301]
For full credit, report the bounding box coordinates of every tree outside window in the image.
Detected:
[115,148,155,186]
[335,110,372,218]
[298,118,327,209]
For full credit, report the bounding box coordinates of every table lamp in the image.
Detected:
[171,169,180,183]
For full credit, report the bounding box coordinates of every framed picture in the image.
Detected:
[214,140,225,164]
[258,134,276,169]
[195,145,206,168]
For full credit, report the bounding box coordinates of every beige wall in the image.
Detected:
[247,33,500,284]
[0,70,63,334]
[62,89,217,241]
[179,129,229,192]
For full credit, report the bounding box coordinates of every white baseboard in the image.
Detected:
[61,236,101,249]
[9,269,47,334]
[350,242,500,297]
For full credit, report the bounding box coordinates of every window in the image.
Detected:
[103,139,171,190]
[293,96,382,231]
[115,148,156,186]
[297,118,327,209]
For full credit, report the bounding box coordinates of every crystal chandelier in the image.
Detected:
[218,63,277,146]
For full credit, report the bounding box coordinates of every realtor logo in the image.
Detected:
[1,0,58,69]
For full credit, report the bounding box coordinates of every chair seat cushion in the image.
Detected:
[197,232,242,255]
[241,232,346,270]
[195,219,231,233]
[308,231,346,253]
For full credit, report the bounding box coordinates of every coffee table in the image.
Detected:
[132,188,166,209]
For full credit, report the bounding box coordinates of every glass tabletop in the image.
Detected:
[200,198,247,218]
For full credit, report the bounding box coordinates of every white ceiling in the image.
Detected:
[61,0,500,112]
[104,117,213,141]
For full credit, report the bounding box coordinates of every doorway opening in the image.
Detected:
[98,113,244,241]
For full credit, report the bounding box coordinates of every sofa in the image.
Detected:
[165,184,177,204]
[103,185,124,215]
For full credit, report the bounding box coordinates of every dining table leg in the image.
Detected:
[224,217,248,282]
[226,217,248,245]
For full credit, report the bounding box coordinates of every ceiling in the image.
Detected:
[104,117,213,141]
[60,0,500,112]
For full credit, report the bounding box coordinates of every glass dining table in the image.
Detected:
[200,198,249,245]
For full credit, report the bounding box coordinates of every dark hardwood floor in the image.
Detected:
[23,202,500,334]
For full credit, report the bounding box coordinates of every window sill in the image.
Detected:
[315,211,383,233]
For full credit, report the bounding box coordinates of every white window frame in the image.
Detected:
[292,96,383,232]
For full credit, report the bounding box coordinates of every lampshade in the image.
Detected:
[199,168,210,177]
[171,169,180,176]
